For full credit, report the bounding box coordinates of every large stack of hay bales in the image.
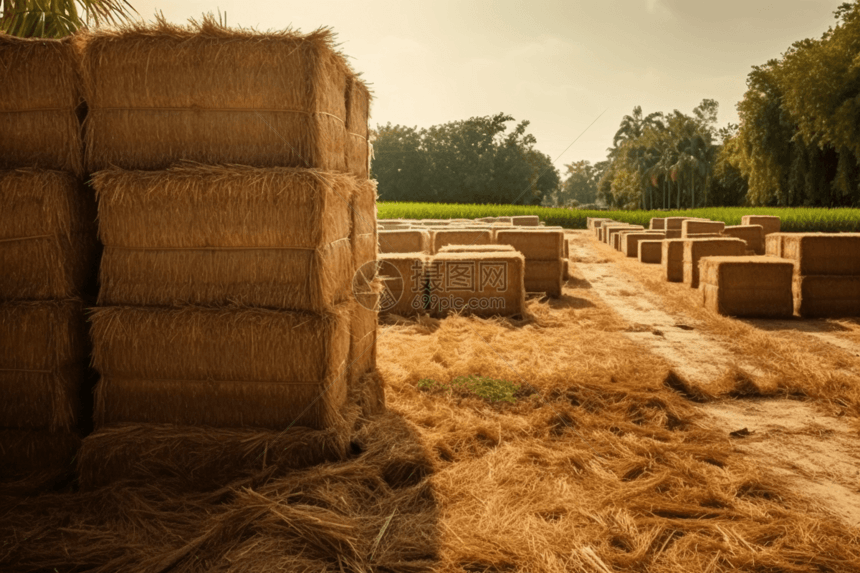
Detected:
[75,18,378,488]
[0,36,97,491]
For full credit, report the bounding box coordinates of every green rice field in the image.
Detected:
[378,202,860,232]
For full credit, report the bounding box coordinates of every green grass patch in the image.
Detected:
[378,202,860,233]
[416,375,520,403]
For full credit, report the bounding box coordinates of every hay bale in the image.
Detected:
[377,253,429,316]
[662,239,686,282]
[511,215,540,227]
[587,217,612,230]
[604,225,644,245]
[350,296,378,387]
[524,260,563,297]
[794,276,860,318]
[664,229,682,239]
[621,232,665,257]
[664,217,707,230]
[682,238,747,288]
[0,301,89,432]
[77,17,356,172]
[722,225,765,255]
[563,259,570,280]
[344,76,372,179]
[438,245,516,254]
[741,215,780,235]
[427,252,526,317]
[0,169,98,300]
[93,165,359,311]
[564,239,570,259]
[378,230,430,254]
[494,229,563,260]
[765,233,789,257]
[650,218,666,230]
[0,36,83,176]
[699,257,794,317]
[780,233,860,276]
[351,179,377,278]
[685,233,723,239]
[431,229,493,254]
[0,429,80,482]
[681,220,725,238]
[89,305,350,430]
[638,240,663,264]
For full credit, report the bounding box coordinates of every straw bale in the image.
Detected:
[794,276,860,318]
[780,233,860,276]
[0,169,98,300]
[0,300,88,372]
[682,238,747,288]
[621,232,665,257]
[494,229,563,260]
[563,238,569,259]
[664,216,706,230]
[378,253,429,316]
[344,76,372,179]
[351,179,377,236]
[741,215,780,235]
[765,233,789,257]
[77,17,355,171]
[664,229,682,239]
[431,229,493,254]
[685,233,723,239]
[0,365,84,432]
[638,240,663,264]
[427,252,526,317]
[89,305,350,430]
[438,245,516,254]
[587,217,612,230]
[98,240,353,311]
[563,259,570,280]
[681,220,725,237]
[378,230,430,254]
[511,215,540,226]
[496,216,513,224]
[649,218,666,230]
[604,225,644,245]
[722,225,765,255]
[699,257,794,318]
[0,35,83,176]
[0,429,80,481]
[350,296,378,386]
[524,260,563,296]
[662,239,686,282]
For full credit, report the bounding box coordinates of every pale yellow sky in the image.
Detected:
[130,0,843,171]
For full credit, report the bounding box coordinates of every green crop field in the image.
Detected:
[378,202,860,232]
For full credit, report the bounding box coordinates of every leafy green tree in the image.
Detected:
[1,0,136,37]
[557,160,600,206]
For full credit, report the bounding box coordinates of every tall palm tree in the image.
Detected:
[611,106,665,150]
[1,0,136,38]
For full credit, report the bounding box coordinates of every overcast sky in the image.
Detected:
[131,0,844,174]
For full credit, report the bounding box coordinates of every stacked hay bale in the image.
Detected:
[75,18,378,488]
[621,231,665,257]
[494,229,564,297]
[0,37,96,492]
[683,238,747,288]
[699,257,794,318]
[777,234,860,318]
[721,225,765,254]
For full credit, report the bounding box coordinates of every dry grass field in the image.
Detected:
[3,231,860,572]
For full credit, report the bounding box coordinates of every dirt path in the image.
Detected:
[566,230,860,528]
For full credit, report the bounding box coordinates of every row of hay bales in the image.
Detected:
[375,218,567,316]
[589,216,860,318]
[1,19,381,491]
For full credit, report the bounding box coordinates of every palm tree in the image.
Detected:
[1,0,136,38]
[610,106,665,152]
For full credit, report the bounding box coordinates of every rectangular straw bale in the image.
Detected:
[0,169,98,300]
[344,76,372,179]
[496,217,513,224]
[685,233,723,239]
[431,229,493,254]
[351,180,377,279]
[1,301,88,432]
[780,233,860,276]
[765,233,789,257]
[378,230,430,254]
[0,36,83,176]
[650,218,666,230]
[681,220,725,237]
[699,257,794,318]
[378,253,429,316]
[587,217,612,230]
[622,232,665,257]
[350,296,378,385]
[427,252,526,316]
[662,239,686,282]
[794,276,860,318]
[511,215,540,226]
[741,215,780,235]
[438,245,516,253]
[89,305,350,430]
[494,229,563,260]
[664,217,700,230]
[664,229,682,239]
[682,238,747,288]
[0,430,80,481]
[639,240,663,264]
[605,225,644,245]
[722,225,764,255]
[563,259,570,280]
[525,259,563,296]
[77,17,354,172]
